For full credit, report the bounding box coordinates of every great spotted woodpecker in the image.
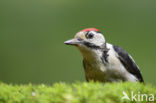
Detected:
[64,28,144,83]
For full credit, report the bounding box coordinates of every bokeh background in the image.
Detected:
[0,0,156,85]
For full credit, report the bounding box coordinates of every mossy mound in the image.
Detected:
[0,82,155,103]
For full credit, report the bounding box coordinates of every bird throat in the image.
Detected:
[79,42,109,63]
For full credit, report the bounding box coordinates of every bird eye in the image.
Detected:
[86,32,94,39]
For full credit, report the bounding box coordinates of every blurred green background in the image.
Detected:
[0,0,156,84]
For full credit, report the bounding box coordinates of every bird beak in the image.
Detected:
[64,39,81,45]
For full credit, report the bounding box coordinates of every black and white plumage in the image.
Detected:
[64,28,144,83]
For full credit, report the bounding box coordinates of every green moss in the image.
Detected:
[0,82,155,103]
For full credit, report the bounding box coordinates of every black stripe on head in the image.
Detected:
[83,41,101,49]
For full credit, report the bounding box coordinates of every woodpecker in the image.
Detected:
[64,28,144,83]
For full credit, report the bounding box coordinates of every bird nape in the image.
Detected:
[64,28,144,83]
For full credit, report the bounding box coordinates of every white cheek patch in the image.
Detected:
[88,31,105,46]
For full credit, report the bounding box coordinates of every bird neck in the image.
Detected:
[78,42,109,63]
[101,42,110,63]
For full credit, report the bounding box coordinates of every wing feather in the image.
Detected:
[113,45,144,82]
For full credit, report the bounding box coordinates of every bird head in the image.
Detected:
[64,28,106,50]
